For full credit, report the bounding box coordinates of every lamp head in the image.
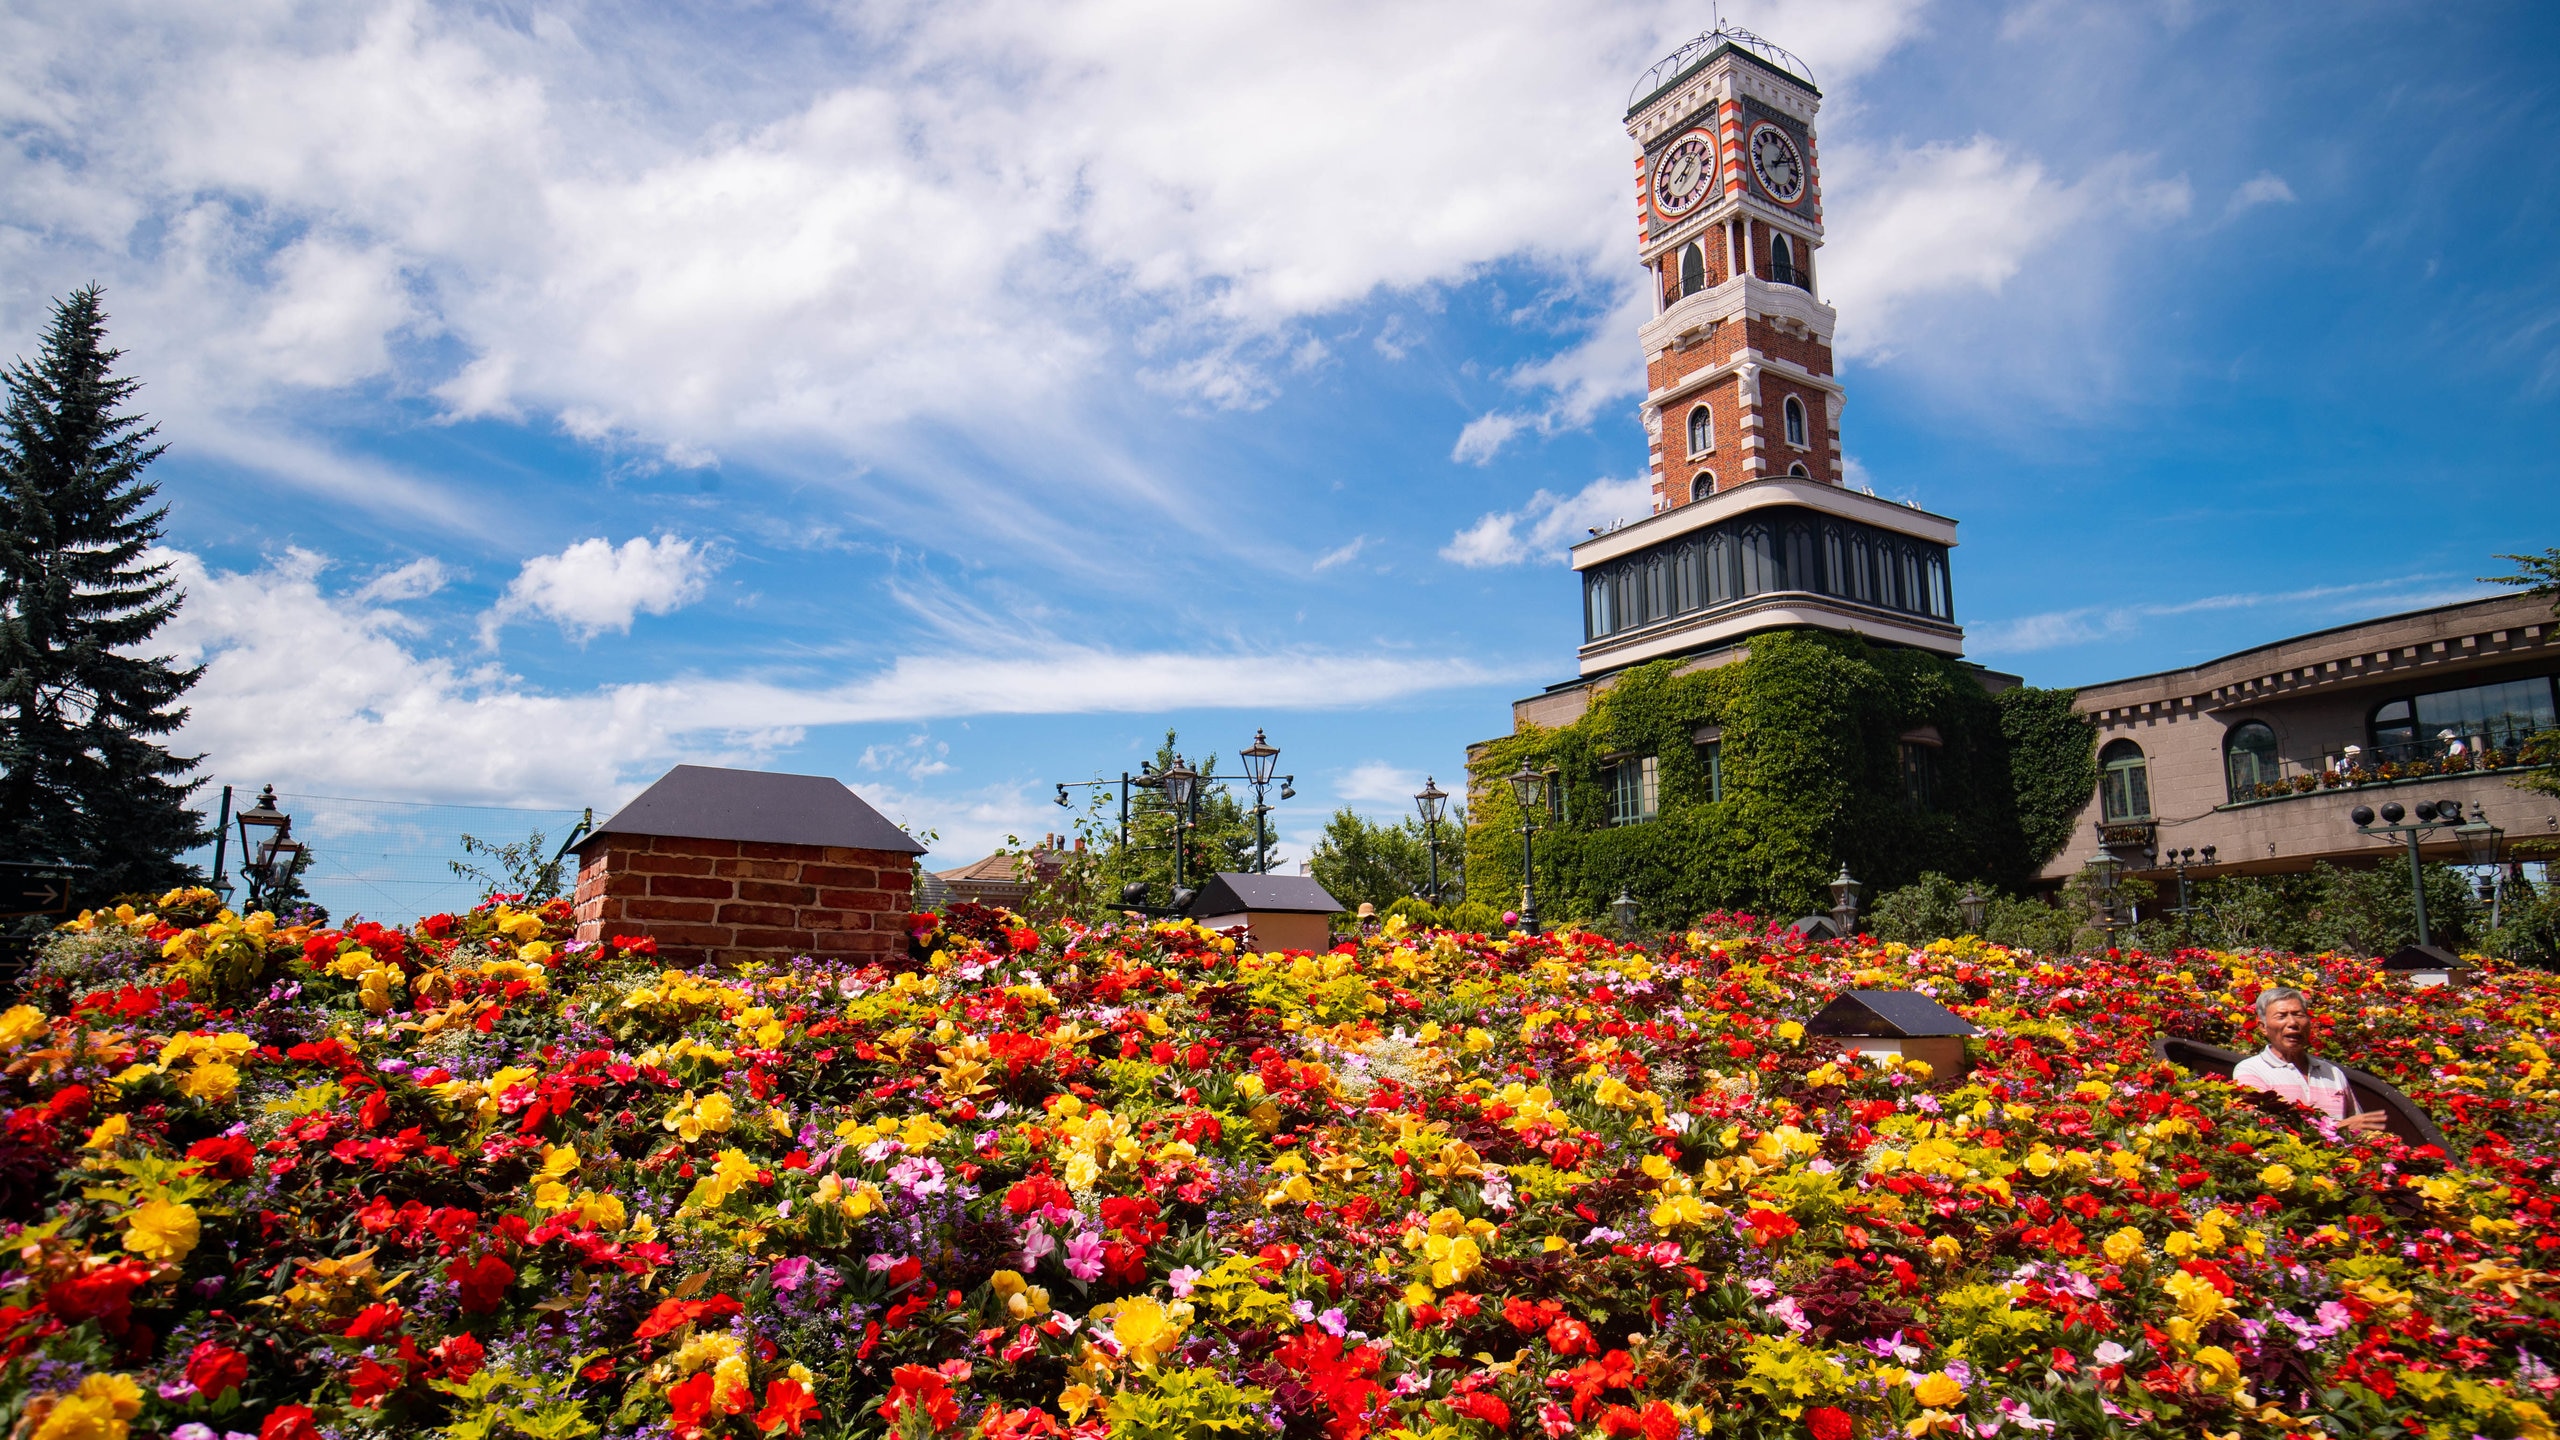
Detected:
[1505,763,1547,813]
[1279,780,1296,801]
[1055,784,1070,808]
[2380,802,2404,825]
[1415,776,1448,827]
[2413,801,2439,823]
[1957,886,1989,933]
[238,784,288,832]
[1611,888,1639,933]
[1240,728,1281,786]
[1120,881,1151,908]
[2351,805,2375,827]
[1161,760,1200,810]
[1828,865,1860,908]
[2200,845,2216,863]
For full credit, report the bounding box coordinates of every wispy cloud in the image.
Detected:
[2225,171,2296,217]
[1335,760,1423,808]
[1966,576,2499,656]
[1443,475,1653,568]
[1312,536,1371,572]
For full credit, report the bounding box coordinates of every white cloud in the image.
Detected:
[1336,760,1422,808]
[159,545,1531,806]
[2226,171,2296,216]
[351,556,451,603]
[484,536,715,643]
[1451,413,1531,466]
[1312,536,1370,572]
[1965,576,2492,656]
[1442,474,1653,568]
[858,733,954,783]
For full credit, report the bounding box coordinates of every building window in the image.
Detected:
[1546,770,1567,824]
[2225,720,2279,800]
[1695,732,1724,802]
[1787,462,1810,477]
[2099,739,2151,822]
[1783,395,1807,447]
[1687,405,1712,455]
[1689,472,1714,503]
[2369,674,2558,763]
[1610,755,1659,825]
[1679,242,1705,297]
[1899,741,1940,810]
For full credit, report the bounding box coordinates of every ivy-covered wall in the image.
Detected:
[1464,630,2095,926]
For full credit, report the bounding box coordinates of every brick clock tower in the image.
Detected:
[1560,26,1969,684]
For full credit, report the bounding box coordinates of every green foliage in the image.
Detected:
[1101,1368,1273,1439]
[2487,871,2560,969]
[0,286,208,899]
[1309,806,1463,911]
[1059,730,1264,908]
[1867,869,2153,955]
[451,827,571,903]
[1463,632,2091,924]
[2116,861,2483,956]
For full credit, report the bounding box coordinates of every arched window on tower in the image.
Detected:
[1783,395,1808,447]
[2225,721,2279,801]
[1689,472,1715,503]
[2099,740,2152,822]
[1769,232,1794,284]
[1679,242,1705,298]
[1787,462,1810,477]
[1686,405,1711,455]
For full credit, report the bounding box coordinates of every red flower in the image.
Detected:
[429,1333,485,1381]
[261,1406,319,1440]
[186,1340,249,1398]
[880,1365,961,1433]
[349,1355,409,1408]
[669,1371,718,1437]
[755,1377,822,1436]
[1446,1392,1512,1427]
[1806,1406,1855,1440]
[1597,1402,1680,1440]
[1276,1327,1390,1439]
[343,1302,406,1340]
[184,1134,257,1180]
[1546,1316,1598,1355]
[447,1253,515,1314]
[1743,1209,1800,1246]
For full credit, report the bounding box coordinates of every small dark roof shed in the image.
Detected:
[574,764,925,856]
[1804,989,1980,1039]
[1186,873,1344,917]
[2381,943,2462,971]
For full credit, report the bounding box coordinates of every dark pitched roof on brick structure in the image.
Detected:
[576,765,925,856]
[1803,989,1980,1038]
[1186,873,1344,917]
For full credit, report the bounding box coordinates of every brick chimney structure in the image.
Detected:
[571,764,928,967]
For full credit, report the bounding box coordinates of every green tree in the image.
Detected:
[451,827,570,903]
[1307,807,1464,912]
[1066,730,1259,907]
[0,287,207,898]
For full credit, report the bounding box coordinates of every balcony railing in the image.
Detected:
[2223,738,2548,805]
[1767,263,1811,291]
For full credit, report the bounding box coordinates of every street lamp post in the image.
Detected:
[2162,845,2217,937]
[1415,777,1449,903]
[1828,865,1862,939]
[1505,763,1546,936]
[1957,886,1989,935]
[2454,803,2507,929]
[1159,759,1201,891]
[2084,849,2127,949]
[234,785,304,912]
[2350,798,2482,950]
[1239,730,1283,875]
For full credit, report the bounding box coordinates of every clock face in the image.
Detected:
[1650,131,1717,219]
[1749,122,1807,204]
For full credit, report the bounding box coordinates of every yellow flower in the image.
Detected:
[2258,1163,2295,1192]
[123,1198,200,1262]
[83,1115,130,1150]
[0,1004,49,1047]
[1912,1371,1965,1408]
[1103,1296,1192,1368]
[2103,1227,2145,1266]
[2191,1345,2240,1391]
[176,1062,240,1103]
[30,1373,143,1440]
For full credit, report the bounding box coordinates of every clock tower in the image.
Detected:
[1551,25,1969,683]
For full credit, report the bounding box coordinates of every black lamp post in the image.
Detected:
[1415,777,1449,903]
[2350,798,2477,949]
[235,785,303,911]
[2162,845,2217,933]
[1957,886,1989,935]
[1239,730,1282,874]
[1159,759,1201,890]
[1827,865,1861,938]
[2455,803,2508,927]
[1505,763,1546,935]
[1611,888,1640,938]
[2084,849,2127,948]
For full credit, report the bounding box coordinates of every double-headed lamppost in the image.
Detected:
[2351,799,2503,948]
[1505,763,1547,935]
[234,785,307,911]
[2163,845,2217,933]
[1828,865,1862,938]
[1415,777,1449,903]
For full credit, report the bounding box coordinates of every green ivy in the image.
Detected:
[1465,630,2091,925]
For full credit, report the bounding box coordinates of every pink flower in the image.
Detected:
[1063,1231,1106,1282]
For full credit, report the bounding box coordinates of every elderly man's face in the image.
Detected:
[2259,996,2312,1060]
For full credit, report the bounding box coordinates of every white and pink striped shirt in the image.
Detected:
[2231,1047,2361,1121]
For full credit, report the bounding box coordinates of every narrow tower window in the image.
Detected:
[1679,242,1705,297]
[1783,395,1807,447]
[1690,472,1715,502]
[1769,232,1793,280]
[1686,405,1711,455]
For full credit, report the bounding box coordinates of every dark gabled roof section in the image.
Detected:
[576,764,925,855]
[1804,989,1980,1038]
[2381,943,2462,971]
[1186,873,1344,917]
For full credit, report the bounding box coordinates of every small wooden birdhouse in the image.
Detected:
[1804,989,1980,1081]
[2381,943,2462,989]
[1184,873,1344,954]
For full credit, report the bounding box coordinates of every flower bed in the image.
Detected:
[3,892,2558,1440]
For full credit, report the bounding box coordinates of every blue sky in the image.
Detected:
[4,0,2556,915]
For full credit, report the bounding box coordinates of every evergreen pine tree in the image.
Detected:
[0,286,208,897]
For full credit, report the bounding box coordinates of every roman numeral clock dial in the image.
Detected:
[1749,122,1805,203]
[1650,131,1716,219]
